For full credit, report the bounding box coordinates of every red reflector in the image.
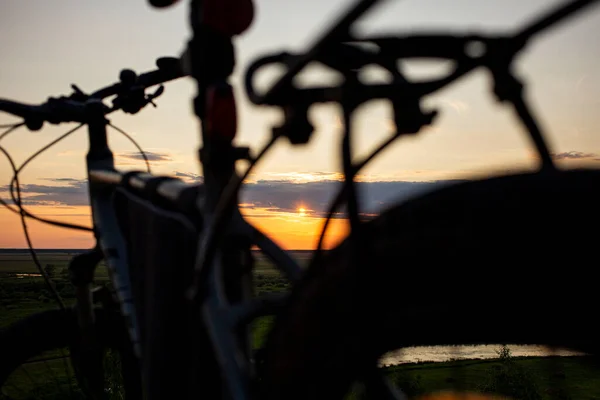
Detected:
[205,84,237,141]
[148,0,181,8]
[201,0,255,36]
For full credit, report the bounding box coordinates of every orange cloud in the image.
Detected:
[242,207,348,250]
[551,151,600,161]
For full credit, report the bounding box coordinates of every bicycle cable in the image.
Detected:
[189,133,282,299]
[312,128,402,267]
[1,123,21,128]
[0,122,25,141]
[2,124,94,232]
[194,124,399,290]
[0,123,26,214]
[0,143,66,309]
[0,120,152,310]
[9,124,85,205]
[108,122,152,173]
[4,122,151,231]
[0,190,94,231]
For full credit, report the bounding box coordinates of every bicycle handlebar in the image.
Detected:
[245,0,599,108]
[244,45,471,107]
[245,34,522,110]
[0,100,42,122]
[0,57,186,130]
[90,57,184,99]
[250,0,383,106]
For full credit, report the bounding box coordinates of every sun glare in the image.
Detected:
[297,207,307,217]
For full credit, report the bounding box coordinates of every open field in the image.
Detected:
[2,250,600,399]
[0,249,309,328]
[0,249,312,277]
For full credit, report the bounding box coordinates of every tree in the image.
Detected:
[44,264,56,279]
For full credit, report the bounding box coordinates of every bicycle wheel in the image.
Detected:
[259,168,600,399]
[0,308,141,399]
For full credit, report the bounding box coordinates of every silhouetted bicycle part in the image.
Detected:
[1,0,599,399]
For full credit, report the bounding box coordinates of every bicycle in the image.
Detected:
[0,56,188,399]
[1,0,600,399]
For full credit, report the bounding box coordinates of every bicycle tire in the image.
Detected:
[0,308,141,399]
[259,168,600,399]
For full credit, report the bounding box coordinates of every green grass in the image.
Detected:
[0,252,291,331]
[0,347,125,399]
[3,252,600,399]
[0,251,295,398]
[0,252,109,328]
[373,352,600,399]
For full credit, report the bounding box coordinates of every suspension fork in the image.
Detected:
[69,248,104,333]
[65,103,117,399]
[75,101,144,397]
[68,247,106,399]
[69,246,142,400]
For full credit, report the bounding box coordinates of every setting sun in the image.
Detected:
[297,207,307,217]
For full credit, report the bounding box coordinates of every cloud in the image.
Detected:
[1,179,89,206]
[551,151,600,161]
[46,178,80,182]
[240,179,463,217]
[1,175,466,219]
[174,171,203,182]
[119,151,172,162]
[252,172,343,184]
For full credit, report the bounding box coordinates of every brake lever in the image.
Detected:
[112,68,167,113]
[70,84,89,102]
[145,85,165,108]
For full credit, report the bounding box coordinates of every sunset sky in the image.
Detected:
[1,0,599,249]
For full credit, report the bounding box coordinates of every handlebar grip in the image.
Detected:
[0,99,39,119]
[0,99,45,130]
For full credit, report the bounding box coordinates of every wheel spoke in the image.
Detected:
[60,348,76,399]
[3,379,28,398]
[19,364,41,390]
[41,356,64,396]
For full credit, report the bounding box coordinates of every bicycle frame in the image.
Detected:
[85,95,301,399]
[79,3,388,397]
